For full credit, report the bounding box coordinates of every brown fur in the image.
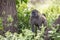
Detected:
[30,9,47,32]
[53,15,60,32]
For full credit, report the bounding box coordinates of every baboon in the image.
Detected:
[44,27,54,40]
[53,15,60,32]
[53,15,60,26]
[30,9,47,32]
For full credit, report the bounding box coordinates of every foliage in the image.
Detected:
[0,0,60,40]
[7,15,13,23]
[44,4,60,27]
[0,17,3,30]
[16,1,31,30]
[16,0,60,40]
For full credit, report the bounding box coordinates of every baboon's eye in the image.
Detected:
[32,11,35,14]
[32,12,36,16]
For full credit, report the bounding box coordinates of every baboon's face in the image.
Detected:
[31,10,39,17]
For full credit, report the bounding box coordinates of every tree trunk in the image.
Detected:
[0,0,18,33]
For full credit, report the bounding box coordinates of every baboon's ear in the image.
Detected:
[42,14,46,17]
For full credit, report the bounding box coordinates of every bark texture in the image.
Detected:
[0,0,18,34]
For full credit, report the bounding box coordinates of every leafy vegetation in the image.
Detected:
[0,0,60,40]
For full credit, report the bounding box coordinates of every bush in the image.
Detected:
[0,0,60,40]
